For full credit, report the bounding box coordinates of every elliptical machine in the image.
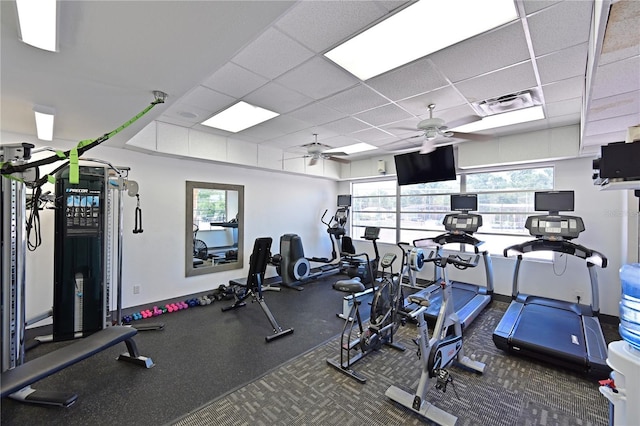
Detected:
[271,195,350,290]
[386,251,485,425]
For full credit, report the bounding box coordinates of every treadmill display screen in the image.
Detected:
[535,191,574,213]
[451,194,477,212]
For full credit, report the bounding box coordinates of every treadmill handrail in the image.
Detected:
[503,239,608,268]
[428,232,485,253]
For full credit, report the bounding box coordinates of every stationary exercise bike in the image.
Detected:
[327,251,405,383]
[385,252,485,426]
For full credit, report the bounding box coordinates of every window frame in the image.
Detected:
[348,164,555,260]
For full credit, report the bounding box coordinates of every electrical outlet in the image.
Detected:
[133,285,140,295]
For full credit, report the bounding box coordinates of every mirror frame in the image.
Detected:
[185,180,244,277]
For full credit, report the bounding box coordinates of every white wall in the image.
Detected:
[2,132,337,322]
[339,156,629,317]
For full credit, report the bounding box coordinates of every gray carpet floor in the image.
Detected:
[172,300,619,426]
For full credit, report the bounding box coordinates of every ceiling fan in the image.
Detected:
[300,134,350,166]
[390,104,489,154]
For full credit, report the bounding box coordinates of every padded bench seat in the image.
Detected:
[1,326,139,398]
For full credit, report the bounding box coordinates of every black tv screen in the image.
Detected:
[451,194,477,212]
[394,145,456,186]
[337,194,352,207]
[535,191,574,213]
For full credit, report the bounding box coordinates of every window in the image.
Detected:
[349,166,554,259]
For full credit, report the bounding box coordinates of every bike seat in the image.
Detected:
[333,277,366,293]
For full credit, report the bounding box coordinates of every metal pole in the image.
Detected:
[116,177,124,324]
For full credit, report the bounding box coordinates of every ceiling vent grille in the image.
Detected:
[475,89,541,116]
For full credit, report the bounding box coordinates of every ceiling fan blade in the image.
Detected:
[328,156,350,164]
[420,139,436,154]
[324,151,348,156]
[449,131,492,141]
[308,157,318,166]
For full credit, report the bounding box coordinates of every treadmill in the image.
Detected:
[492,190,609,377]
[404,194,494,329]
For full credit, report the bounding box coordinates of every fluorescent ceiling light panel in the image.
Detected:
[33,105,55,141]
[325,0,518,80]
[451,106,545,133]
[201,101,279,133]
[325,142,377,154]
[16,0,57,52]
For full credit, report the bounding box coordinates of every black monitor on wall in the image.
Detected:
[534,191,574,214]
[394,145,456,186]
[451,194,477,212]
[337,194,352,207]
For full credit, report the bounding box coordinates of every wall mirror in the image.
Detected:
[185,181,244,277]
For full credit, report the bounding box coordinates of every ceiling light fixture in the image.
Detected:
[451,106,545,133]
[325,142,377,155]
[201,101,279,133]
[33,105,56,141]
[325,0,518,81]
[16,0,58,52]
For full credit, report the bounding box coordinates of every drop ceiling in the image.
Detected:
[1,0,639,163]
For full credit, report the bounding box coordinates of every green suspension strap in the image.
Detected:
[1,96,165,185]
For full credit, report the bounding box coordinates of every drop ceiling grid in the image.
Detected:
[284,102,347,127]
[273,0,395,54]
[590,56,640,100]
[354,103,414,127]
[201,62,269,99]
[427,21,532,84]
[535,43,589,85]
[320,84,391,115]
[453,61,538,103]
[526,1,594,57]
[542,76,585,104]
[274,56,359,100]
[396,86,471,116]
[230,27,315,80]
[587,91,640,122]
[367,57,450,102]
[243,81,314,114]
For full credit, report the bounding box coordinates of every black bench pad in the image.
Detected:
[1,326,138,398]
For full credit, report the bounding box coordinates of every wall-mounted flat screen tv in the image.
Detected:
[394,145,456,186]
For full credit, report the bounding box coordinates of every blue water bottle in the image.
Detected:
[619,263,640,350]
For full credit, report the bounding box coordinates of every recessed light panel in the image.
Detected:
[451,106,545,133]
[201,101,279,133]
[33,105,55,141]
[16,0,57,52]
[325,142,377,154]
[325,0,518,80]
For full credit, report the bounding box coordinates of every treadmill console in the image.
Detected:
[525,215,585,240]
[443,213,482,235]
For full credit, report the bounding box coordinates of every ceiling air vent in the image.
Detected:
[475,89,541,116]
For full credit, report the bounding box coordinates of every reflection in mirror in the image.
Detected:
[186,181,244,277]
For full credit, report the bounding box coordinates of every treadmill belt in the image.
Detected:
[511,303,587,366]
[418,284,477,319]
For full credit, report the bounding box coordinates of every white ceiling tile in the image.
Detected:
[454,62,538,103]
[286,103,347,126]
[588,91,640,122]
[354,103,414,127]
[274,1,389,53]
[250,115,311,139]
[321,117,371,134]
[322,84,390,115]
[523,0,563,16]
[546,113,581,129]
[276,57,359,100]
[591,56,640,100]
[181,86,235,113]
[367,57,449,101]
[397,86,469,116]
[351,127,395,143]
[582,131,628,147]
[243,82,314,114]
[528,1,593,56]
[201,62,268,99]
[537,43,588,85]
[161,102,214,125]
[429,22,530,83]
[545,97,582,117]
[542,76,585,103]
[231,28,314,79]
[322,134,364,149]
[584,113,640,136]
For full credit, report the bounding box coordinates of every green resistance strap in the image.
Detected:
[1,97,164,184]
